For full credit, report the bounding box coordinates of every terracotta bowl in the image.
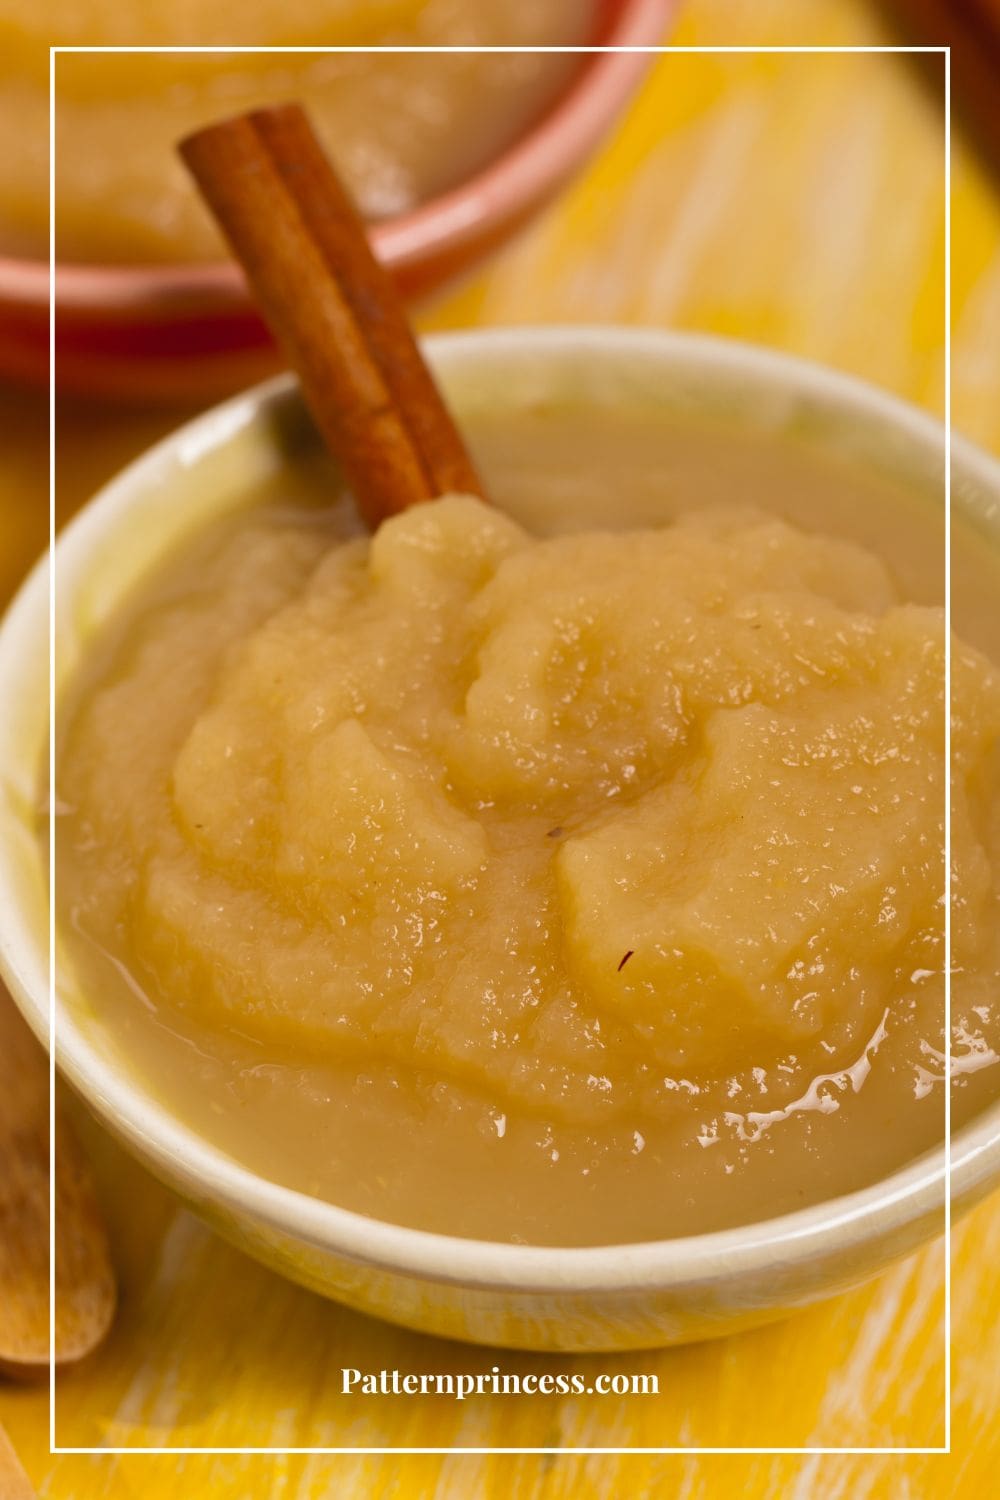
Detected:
[0,0,674,402]
[1,327,998,1352]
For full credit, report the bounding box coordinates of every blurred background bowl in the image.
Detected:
[0,0,674,403]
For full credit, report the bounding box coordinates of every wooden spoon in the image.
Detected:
[0,1421,36,1499]
[0,988,115,1380]
[180,103,486,528]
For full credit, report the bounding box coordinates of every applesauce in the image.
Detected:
[53,403,1000,1247]
[0,0,594,263]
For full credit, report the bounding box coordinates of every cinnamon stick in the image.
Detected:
[880,0,1000,178]
[179,105,485,529]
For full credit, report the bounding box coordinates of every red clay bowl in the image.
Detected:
[0,0,674,402]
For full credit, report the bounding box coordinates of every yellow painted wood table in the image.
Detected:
[2,2,1000,1494]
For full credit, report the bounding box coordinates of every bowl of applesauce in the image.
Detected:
[1,327,998,1352]
[0,0,672,400]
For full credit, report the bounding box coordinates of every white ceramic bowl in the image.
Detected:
[1,329,998,1353]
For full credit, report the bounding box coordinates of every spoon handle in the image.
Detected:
[0,989,115,1378]
[0,1421,36,1499]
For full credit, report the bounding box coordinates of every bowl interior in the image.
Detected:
[1,328,999,1286]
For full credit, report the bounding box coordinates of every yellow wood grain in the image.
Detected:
[1,0,999,1492]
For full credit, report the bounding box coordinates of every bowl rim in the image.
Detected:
[2,324,999,1294]
[0,0,673,313]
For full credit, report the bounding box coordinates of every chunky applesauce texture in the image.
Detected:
[60,495,1000,1169]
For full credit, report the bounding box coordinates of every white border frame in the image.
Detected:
[48,38,953,1464]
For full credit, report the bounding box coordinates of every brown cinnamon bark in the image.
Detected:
[180,105,485,529]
